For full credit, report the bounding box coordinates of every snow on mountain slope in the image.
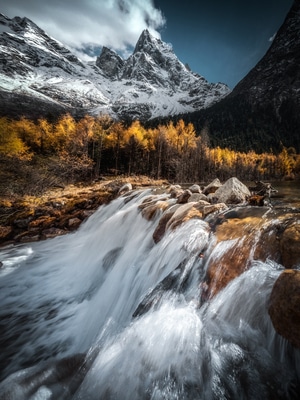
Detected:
[0,14,230,120]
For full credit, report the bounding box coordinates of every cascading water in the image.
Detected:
[0,189,299,399]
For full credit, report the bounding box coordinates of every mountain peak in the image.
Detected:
[96,46,124,79]
[0,15,230,121]
[133,29,166,55]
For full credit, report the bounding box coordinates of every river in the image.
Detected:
[0,182,299,399]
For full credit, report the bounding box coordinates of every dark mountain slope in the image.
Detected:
[175,0,300,153]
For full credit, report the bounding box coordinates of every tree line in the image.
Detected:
[0,114,299,185]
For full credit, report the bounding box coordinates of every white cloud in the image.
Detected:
[1,0,166,58]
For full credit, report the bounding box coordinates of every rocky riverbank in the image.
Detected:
[0,176,167,247]
[1,175,300,348]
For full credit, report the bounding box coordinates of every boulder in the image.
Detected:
[203,203,228,218]
[141,200,172,221]
[211,177,251,204]
[152,204,181,243]
[189,184,201,194]
[203,178,222,195]
[168,185,184,199]
[280,222,300,268]
[118,183,132,195]
[177,189,192,204]
[188,193,208,203]
[268,270,300,348]
[166,203,203,231]
[68,217,82,230]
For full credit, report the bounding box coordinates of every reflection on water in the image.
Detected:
[268,181,300,208]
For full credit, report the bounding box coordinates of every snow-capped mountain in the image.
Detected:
[0,14,230,120]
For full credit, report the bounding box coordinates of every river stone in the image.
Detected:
[188,193,208,203]
[177,189,192,204]
[268,269,300,348]
[203,178,222,195]
[203,203,228,217]
[189,184,201,193]
[211,177,251,204]
[118,183,132,195]
[166,202,203,231]
[141,200,171,221]
[280,222,300,268]
[68,217,82,230]
[152,204,181,243]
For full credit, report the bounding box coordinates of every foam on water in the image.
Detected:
[0,190,299,399]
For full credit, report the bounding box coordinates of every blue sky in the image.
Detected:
[1,0,294,88]
[154,0,294,87]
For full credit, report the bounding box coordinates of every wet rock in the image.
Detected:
[268,269,300,348]
[203,178,222,195]
[177,189,192,204]
[133,260,192,317]
[82,210,96,219]
[118,183,132,195]
[280,222,300,268]
[14,231,40,243]
[41,227,67,239]
[141,200,171,221]
[152,204,181,243]
[166,202,203,231]
[188,193,208,203]
[205,216,264,297]
[203,203,228,218]
[168,185,184,199]
[68,217,82,230]
[211,177,251,204]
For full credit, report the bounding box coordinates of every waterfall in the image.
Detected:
[0,189,299,399]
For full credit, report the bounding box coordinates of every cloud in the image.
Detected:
[1,0,166,59]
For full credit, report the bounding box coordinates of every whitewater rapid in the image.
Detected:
[0,189,299,399]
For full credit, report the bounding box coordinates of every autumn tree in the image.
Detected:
[0,117,31,159]
[90,115,113,176]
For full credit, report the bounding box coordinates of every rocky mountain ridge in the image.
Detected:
[0,14,229,121]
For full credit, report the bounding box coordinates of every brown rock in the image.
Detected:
[141,200,171,221]
[0,226,13,240]
[152,205,180,243]
[280,222,300,268]
[188,193,208,203]
[205,216,264,297]
[268,269,300,348]
[28,216,57,230]
[203,203,228,217]
[68,217,82,230]
[177,190,192,204]
[41,227,67,239]
[203,178,222,195]
[166,203,203,231]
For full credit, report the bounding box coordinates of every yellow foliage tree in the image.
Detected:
[0,117,31,159]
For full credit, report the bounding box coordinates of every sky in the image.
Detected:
[0,0,294,88]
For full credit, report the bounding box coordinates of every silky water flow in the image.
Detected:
[0,189,299,399]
